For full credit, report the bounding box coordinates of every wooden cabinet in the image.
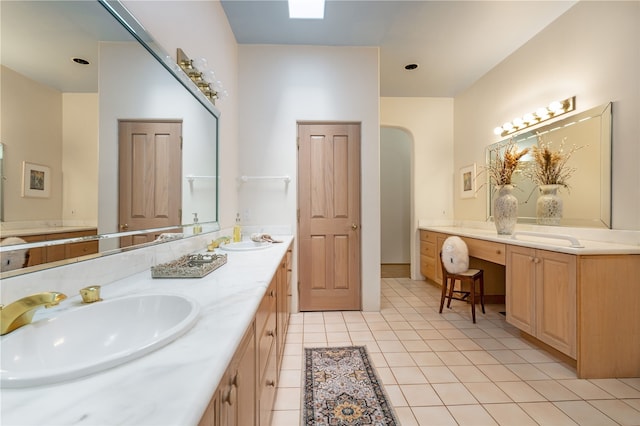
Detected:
[199,244,292,426]
[276,247,292,377]
[419,230,437,281]
[257,275,278,426]
[200,323,256,426]
[420,230,505,285]
[17,229,98,267]
[506,245,576,358]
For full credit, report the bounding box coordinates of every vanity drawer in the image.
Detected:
[255,282,276,340]
[462,237,506,265]
[421,240,435,258]
[258,345,277,426]
[258,310,276,380]
[420,230,439,243]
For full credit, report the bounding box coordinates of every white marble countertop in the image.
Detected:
[0,236,293,426]
[419,225,640,255]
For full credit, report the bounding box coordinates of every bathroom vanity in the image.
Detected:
[0,236,293,426]
[420,225,640,379]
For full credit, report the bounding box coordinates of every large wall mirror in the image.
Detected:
[0,0,219,276]
[486,102,612,228]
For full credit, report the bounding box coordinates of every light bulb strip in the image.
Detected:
[177,48,225,104]
[494,96,576,137]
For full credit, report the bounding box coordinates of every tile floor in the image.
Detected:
[272,277,640,425]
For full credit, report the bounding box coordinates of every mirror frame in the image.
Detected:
[0,0,220,275]
[486,102,612,228]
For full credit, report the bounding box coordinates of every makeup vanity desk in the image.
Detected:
[419,225,640,379]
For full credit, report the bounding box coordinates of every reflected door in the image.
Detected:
[118,120,182,247]
[298,122,361,311]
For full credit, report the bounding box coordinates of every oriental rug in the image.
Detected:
[303,346,399,426]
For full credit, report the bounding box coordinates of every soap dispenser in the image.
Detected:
[233,213,242,242]
[192,213,202,234]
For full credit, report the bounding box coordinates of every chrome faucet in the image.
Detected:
[0,292,67,335]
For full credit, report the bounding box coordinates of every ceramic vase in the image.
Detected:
[493,184,518,235]
[536,184,563,225]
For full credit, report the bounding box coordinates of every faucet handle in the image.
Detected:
[79,286,102,303]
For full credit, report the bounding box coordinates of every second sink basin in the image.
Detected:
[219,241,272,251]
[0,293,199,388]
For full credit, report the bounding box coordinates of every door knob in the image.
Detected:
[351,224,358,230]
[120,223,129,231]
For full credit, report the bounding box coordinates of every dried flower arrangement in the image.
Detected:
[527,135,583,188]
[486,138,530,186]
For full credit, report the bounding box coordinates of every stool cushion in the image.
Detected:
[441,236,469,274]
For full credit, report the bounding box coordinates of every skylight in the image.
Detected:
[288,0,325,19]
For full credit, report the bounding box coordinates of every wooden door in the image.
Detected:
[298,122,361,311]
[118,120,182,247]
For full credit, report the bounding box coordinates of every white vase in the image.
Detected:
[493,184,518,235]
[536,184,563,225]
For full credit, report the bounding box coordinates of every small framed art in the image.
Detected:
[460,163,476,199]
[21,161,51,198]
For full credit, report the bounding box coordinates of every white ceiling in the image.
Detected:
[220,0,577,97]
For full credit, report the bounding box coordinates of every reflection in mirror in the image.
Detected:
[487,103,612,228]
[0,0,219,276]
[0,143,3,221]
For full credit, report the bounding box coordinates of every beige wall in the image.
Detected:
[454,1,640,230]
[1,65,63,221]
[237,45,381,311]
[381,97,454,279]
[62,93,98,223]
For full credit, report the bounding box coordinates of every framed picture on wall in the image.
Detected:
[21,161,51,198]
[460,163,476,199]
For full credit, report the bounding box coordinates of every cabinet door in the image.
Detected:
[235,324,256,426]
[535,250,576,358]
[276,256,288,375]
[506,246,536,334]
[213,324,256,426]
[199,385,221,426]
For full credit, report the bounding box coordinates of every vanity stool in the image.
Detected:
[439,237,485,323]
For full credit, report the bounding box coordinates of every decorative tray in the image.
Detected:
[151,253,227,278]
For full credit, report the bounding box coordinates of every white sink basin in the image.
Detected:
[0,293,199,388]
[219,241,272,251]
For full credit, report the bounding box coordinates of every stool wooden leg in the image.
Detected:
[479,273,485,314]
[470,278,476,323]
[439,277,448,313]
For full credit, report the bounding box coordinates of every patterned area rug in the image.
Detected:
[303,346,399,425]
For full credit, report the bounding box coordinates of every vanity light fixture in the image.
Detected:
[176,48,227,104]
[493,96,575,137]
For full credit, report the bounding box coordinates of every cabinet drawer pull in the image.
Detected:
[266,329,275,337]
[224,385,237,406]
[266,379,275,387]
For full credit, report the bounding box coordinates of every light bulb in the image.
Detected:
[536,107,549,119]
[502,122,513,131]
[548,100,563,113]
[192,57,208,70]
[203,70,217,84]
[493,127,503,135]
[512,118,524,128]
[523,113,535,123]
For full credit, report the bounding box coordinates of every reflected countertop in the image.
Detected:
[0,236,293,426]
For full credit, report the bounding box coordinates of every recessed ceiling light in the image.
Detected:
[72,57,90,65]
[404,63,418,70]
[289,0,325,19]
